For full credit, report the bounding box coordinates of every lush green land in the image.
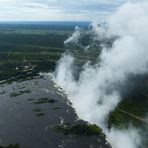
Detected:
[0,24,69,81]
[0,22,147,147]
[0,23,147,127]
[0,23,98,82]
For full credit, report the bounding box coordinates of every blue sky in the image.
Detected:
[0,0,128,21]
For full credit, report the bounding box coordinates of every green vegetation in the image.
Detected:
[32,108,43,112]
[32,108,45,117]
[108,97,148,128]
[0,24,100,83]
[10,89,31,97]
[108,108,131,129]
[0,144,19,148]
[56,123,103,136]
[0,25,68,82]
[53,107,61,110]
[27,98,34,101]
[108,74,148,129]
[36,113,45,117]
[0,72,40,85]
[0,23,110,147]
[0,24,147,144]
[32,98,57,105]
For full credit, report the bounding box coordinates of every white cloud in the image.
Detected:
[54,1,148,147]
[0,0,128,21]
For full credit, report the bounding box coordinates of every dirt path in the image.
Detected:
[118,108,148,124]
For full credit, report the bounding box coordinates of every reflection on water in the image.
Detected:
[0,74,110,148]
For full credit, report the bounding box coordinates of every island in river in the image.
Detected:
[0,73,111,148]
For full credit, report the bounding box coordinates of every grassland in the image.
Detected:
[0,24,70,81]
[0,23,98,82]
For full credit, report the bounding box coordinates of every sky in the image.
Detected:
[0,0,132,21]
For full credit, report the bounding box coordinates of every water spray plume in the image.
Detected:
[54,1,148,148]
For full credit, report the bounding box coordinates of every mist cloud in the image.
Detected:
[54,1,148,148]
